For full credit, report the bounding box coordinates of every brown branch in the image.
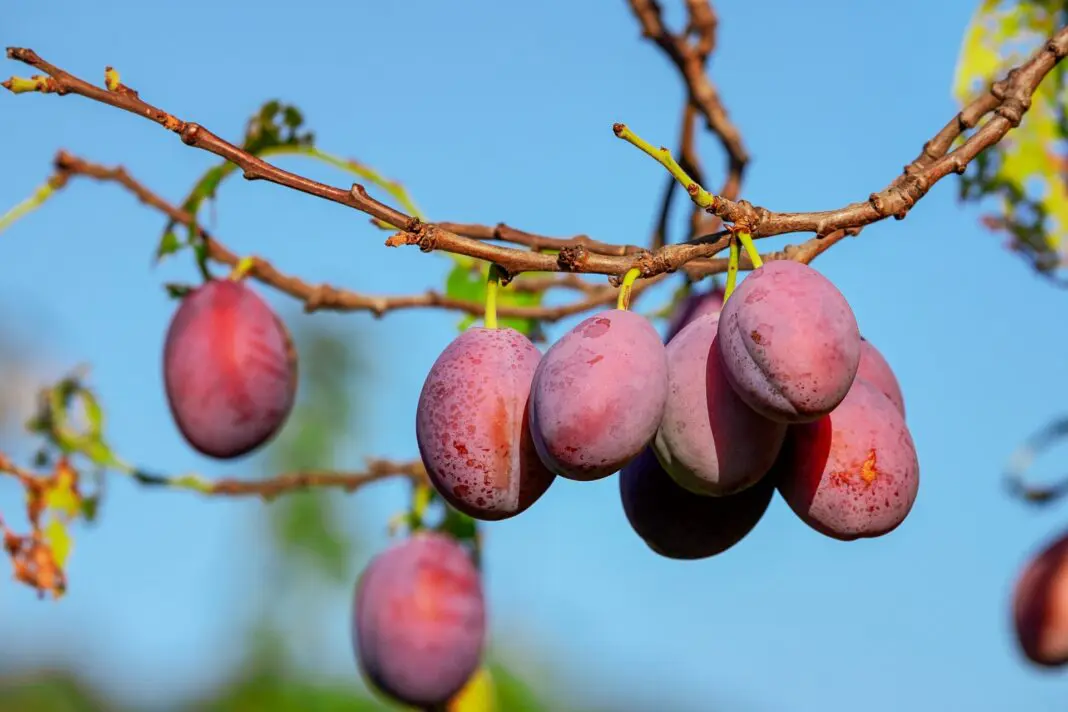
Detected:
[700,31,1068,238]
[7,26,1068,279]
[629,0,747,204]
[440,222,645,257]
[132,458,429,501]
[48,151,652,321]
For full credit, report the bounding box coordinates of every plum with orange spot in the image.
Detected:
[416,327,555,520]
[162,279,297,459]
[716,260,861,423]
[352,532,485,707]
[529,309,668,481]
[774,377,919,540]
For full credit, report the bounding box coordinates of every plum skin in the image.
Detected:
[774,377,919,541]
[416,327,555,520]
[162,279,297,459]
[620,447,774,560]
[352,532,485,707]
[1013,530,1068,667]
[857,336,906,417]
[654,312,786,496]
[716,260,861,423]
[665,286,725,343]
[529,309,668,481]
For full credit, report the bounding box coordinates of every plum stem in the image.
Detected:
[227,255,257,281]
[737,231,763,269]
[484,263,500,329]
[723,236,740,301]
[616,267,642,310]
[612,123,717,210]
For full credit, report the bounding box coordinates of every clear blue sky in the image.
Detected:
[3,1,1068,710]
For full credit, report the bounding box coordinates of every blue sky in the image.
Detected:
[3,0,1068,710]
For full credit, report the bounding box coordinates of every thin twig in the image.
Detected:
[46,152,661,320]
[5,24,1068,279]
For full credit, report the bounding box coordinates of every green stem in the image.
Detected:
[0,179,61,234]
[484,264,500,329]
[613,123,717,210]
[409,483,433,530]
[723,237,741,302]
[616,267,642,310]
[737,231,764,269]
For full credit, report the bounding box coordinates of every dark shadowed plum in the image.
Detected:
[654,312,786,496]
[774,377,919,541]
[1013,530,1068,667]
[620,447,774,559]
[530,309,668,481]
[352,532,485,707]
[716,260,860,423]
[665,286,725,343]
[162,279,297,459]
[857,336,906,417]
[416,327,555,520]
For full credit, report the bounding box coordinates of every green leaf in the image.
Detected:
[80,494,100,522]
[444,263,544,337]
[154,230,183,262]
[164,282,194,299]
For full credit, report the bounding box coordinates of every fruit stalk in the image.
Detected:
[723,237,740,301]
[484,263,500,329]
[616,267,642,310]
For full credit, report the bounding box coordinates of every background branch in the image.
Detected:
[40,152,661,321]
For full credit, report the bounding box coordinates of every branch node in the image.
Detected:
[995,97,1030,128]
[868,191,892,218]
[1048,37,1068,60]
[414,225,438,253]
[179,123,201,145]
[557,245,589,272]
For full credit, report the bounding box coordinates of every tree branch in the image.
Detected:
[46,151,662,321]
[6,23,1068,282]
[627,0,748,187]
[131,457,429,501]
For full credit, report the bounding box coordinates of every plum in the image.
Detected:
[530,309,668,480]
[665,286,725,343]
[1013,530,1068,667]
[654,312,786,496]
[857,336,906,417]
[774,377,919,540]
[716,260,860,423]
[352,532,485,707]
[162,279,297,459]
[416,327,555,520]
[620,447,774,559]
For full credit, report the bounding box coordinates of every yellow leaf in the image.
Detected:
[952,0,1005,102]
[447,666,497,712]
[44,517,73,569]
[44,460,81,518]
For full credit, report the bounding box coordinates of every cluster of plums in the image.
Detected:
[415,259,919,549]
